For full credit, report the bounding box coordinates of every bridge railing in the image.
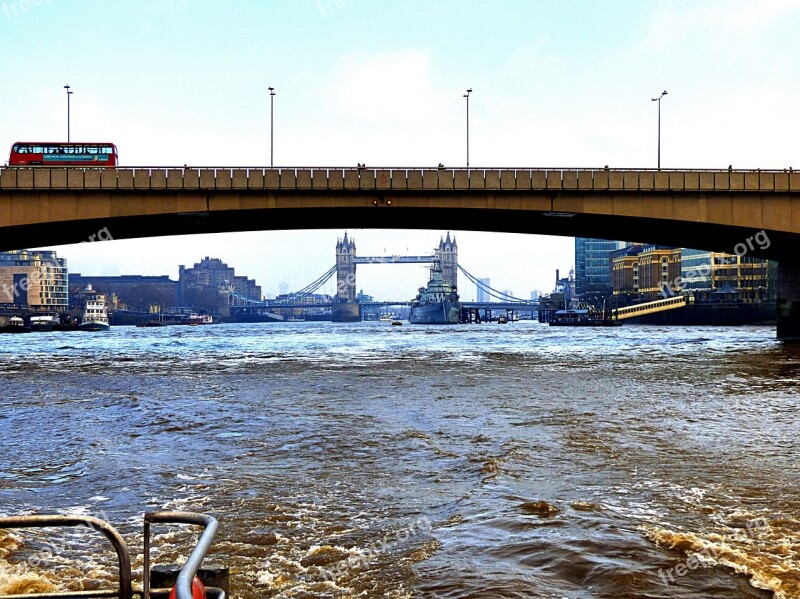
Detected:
[2,166,800,193]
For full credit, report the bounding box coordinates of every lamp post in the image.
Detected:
[463,88,472,169]
[64,85,73,142]
[651,90,667,170]
[269,87,276,167]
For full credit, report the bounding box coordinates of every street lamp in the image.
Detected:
[463,88,472,169]
[269,86,276,167]
[64,85,73,142]
[651,90,667,170]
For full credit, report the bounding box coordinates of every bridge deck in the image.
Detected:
[2,166,799,193]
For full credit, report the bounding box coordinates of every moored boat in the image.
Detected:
[184,313,214,325]
[548,308,622,327]
[80,295,110,331]
[0,315,30,333]
[29,314,61,331]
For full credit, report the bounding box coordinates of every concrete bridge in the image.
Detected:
[1,166,799,338]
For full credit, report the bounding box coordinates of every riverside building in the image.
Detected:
[0,250,68,311]
[574,238,624,300]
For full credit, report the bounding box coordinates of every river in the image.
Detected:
[0,321,798,598]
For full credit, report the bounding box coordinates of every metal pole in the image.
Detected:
[269,87,276,167]
[64,85,73,142]
[651,90,667,170]
[464,88,472,169]
[657,97,661,170]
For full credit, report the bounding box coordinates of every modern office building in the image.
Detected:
[680,249,773,302]
[0,250,68,311]
[574,238,624,299]
[477,278,490,303]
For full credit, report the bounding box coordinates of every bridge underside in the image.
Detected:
[2,167,800,339]
[4,204,797,263]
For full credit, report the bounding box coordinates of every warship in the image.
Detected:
[409,263,461,324]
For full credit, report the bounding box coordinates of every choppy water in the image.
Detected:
[0,321,799,598]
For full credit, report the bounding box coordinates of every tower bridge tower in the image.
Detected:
[332,232,360,322]
[438,232,458,291]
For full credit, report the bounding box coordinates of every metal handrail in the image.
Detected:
[0,515,132,599]
[0,165,796,173]
[142,512,219,599]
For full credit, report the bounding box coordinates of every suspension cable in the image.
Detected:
[458,264,530,302]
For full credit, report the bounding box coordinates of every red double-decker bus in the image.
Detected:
[8,142,118,167]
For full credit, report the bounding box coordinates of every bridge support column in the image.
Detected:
[332,303,361,323]
[333,233,359,323]
[777,262,800,341]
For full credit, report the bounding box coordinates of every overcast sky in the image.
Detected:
[3,0,799,299]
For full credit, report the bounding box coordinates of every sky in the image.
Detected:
[2,0,800,300]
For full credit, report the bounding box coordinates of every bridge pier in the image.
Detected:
[331,303,360,323]
[777,262,800,341]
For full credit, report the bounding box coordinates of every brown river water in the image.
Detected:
[0,321,798,598]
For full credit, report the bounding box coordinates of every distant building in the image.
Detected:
[530,290,540,301]
[575,238,623,299]
[477,278,490,303]
[0,250,68,311]
[178,257,262,313]
[611,245,773,304]
[553,268,576,306]
[611,245,682,300]
[69,273,177,312]
[681,249,773,302]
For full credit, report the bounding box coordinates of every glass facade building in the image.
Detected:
[680,248,773,302]
[575,238,623,298]
[477,278,490,303]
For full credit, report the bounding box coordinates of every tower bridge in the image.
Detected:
[333,232,458,321]
[228,231,536,322]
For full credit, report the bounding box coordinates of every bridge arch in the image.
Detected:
[2,166,799,337]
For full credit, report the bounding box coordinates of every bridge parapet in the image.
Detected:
[3,167,800,193]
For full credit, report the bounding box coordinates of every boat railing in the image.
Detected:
[0,514,132,599]
[0,512,225,599]
[143,512,224,599]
